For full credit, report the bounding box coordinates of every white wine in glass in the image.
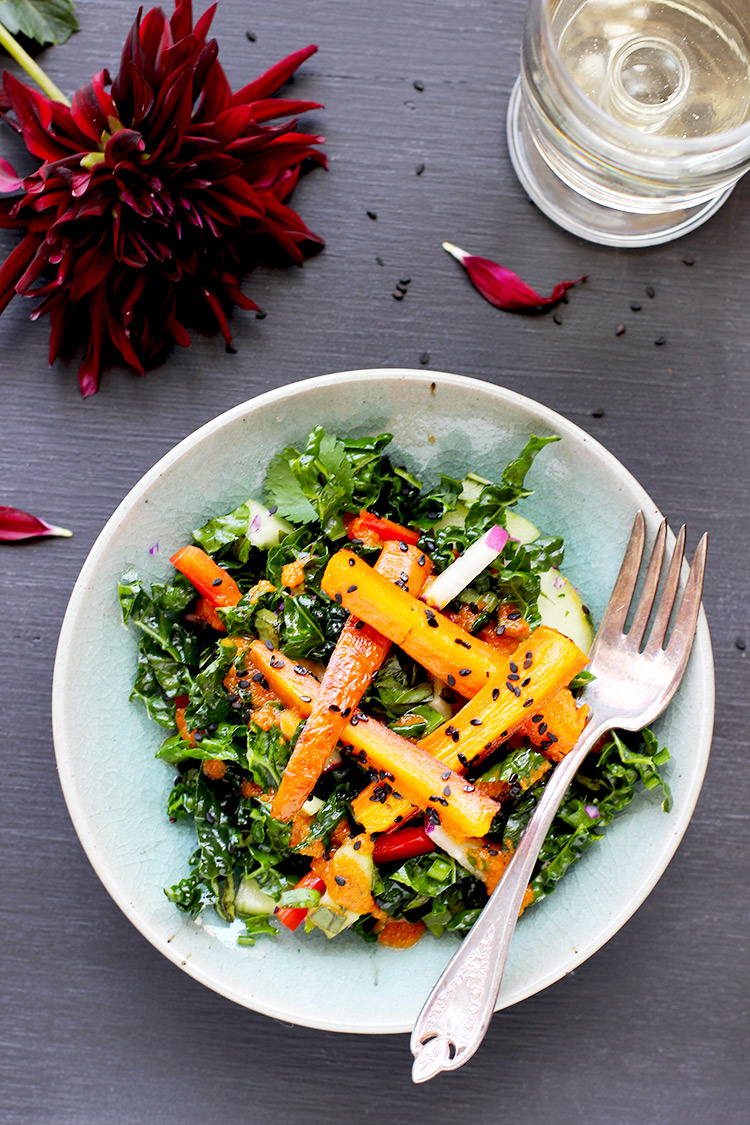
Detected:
[507,0,750,245]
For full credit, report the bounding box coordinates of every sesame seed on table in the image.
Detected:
[0,0,748,1120]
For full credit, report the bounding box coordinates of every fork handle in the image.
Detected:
[410,714,612,1083]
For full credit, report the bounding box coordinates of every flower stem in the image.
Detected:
[0,23,70,105]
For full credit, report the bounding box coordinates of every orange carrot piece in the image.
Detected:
[246,642,501,839]
[321,549,502,696]
[352,627,588,834]
[271,542,433,821]
[170,545,242,607]
[516,686,588,762]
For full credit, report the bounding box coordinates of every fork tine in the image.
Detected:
[595,510,645,640]
[645,524,686,653]
[628,519,667,649]
[664,534,708,672]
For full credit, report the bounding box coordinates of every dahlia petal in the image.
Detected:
[0,505,72,541]
[202,287,232,345]
[230,44,318,105]
[246,98,323,123]
[70,85,107,144]
[170,0,196,42]
[442,242,586,311]
[0,158,23,192]
[0,233,41,312]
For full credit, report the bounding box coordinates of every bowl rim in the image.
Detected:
[52,367,715,1033]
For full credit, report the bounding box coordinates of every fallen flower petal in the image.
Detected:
[442,242,586,311]
[0,505,72,541]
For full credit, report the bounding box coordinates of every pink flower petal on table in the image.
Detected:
[0,505,72,541]
[442,242,586,311]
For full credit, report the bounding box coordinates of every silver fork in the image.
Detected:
[411,511,708,1083]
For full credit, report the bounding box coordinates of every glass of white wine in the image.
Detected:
[507,0,750,246]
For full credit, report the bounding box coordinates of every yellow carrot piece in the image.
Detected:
[271,542,433,821]
[352,627,588,834]
[246,642,501,839]
[321,549,502,696]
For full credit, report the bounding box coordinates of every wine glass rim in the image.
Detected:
[537,0,750,159]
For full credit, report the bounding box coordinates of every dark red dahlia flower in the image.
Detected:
[0,0,325,395]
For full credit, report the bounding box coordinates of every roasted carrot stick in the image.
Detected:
[170,545,242,607]
[321,549,503,696]
[271,542,433,821]
[246,642,501,839]
[515,686,588,761]
[352,628,588,834]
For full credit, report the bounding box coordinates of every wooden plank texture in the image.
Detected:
[1,0,748,1121]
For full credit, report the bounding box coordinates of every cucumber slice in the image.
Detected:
[235,877,277,916]
[504,510,539,545]
[538,568,594,653]
[246,499,293,549]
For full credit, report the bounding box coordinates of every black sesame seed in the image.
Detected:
[547,732,558,743]
[264,639,274,650]
[521,677,531,687]
[416,163,425,176]
[355,620,365,630]
[353,839,361,850]
[463,785,475,793]
[367,210,377,220]
[470,718,482,726]
[294,664,306,675]
[300,694,312,703]
[457,752,468,767]
[427,617,438,628]
[270,657,283,669]
[347,584,358,593]
[552,313,562,325]
[509,662,518,673]
[252,672,263,683]
[539,722,548,734]
[646,285,655,298]
[459,668,471,677]
[508,673,519,682]
[451,730,460,742]
[487,847,498,857]
[329,704,340,713]
[456,638,471,649]
[211,577,223,586]
[682,254,694,266]
[447,674,456,686]
[334,592,342,604]
[492,687,499,701]
[655,336,666,346]
[392,289,404,301]
[348,557,356,566]
[418,554,426,566]
[238,680,250,690]
[413,79,424,91]
[245,30,256,41]
[255,310,266,320]
[205,810,216,825]
[532,714,543,723]
[591,407,606,418]
[335,875,346,886]
[507,611,521,621]
[398,541,409,552]
[194,731,204,742]
[443,785,451,797]
[230,700,242,710]
[350,715,359,725]
[735,636,747,651]
[523,698,533,708]
[615,324,626,337]
[630,302,642,312]
[495,625,506,636]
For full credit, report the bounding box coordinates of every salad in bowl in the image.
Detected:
[119,426,671,950]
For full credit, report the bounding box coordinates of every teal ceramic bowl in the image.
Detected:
[52,369,714,1034]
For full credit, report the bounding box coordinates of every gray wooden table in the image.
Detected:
[2,1,748,1121]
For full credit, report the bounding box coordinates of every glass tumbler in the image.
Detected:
[507,0,750,246]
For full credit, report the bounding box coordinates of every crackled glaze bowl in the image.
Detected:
[52,369,714,1033]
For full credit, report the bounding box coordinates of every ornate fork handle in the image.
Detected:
[411,711,613,1083]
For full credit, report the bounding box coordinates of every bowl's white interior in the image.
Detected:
[52,369,714,1033]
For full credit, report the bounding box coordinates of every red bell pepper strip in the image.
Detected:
[347,509,421,546]
[372,825,436,865]
[170,545,242,607]
[275,871,326,932]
